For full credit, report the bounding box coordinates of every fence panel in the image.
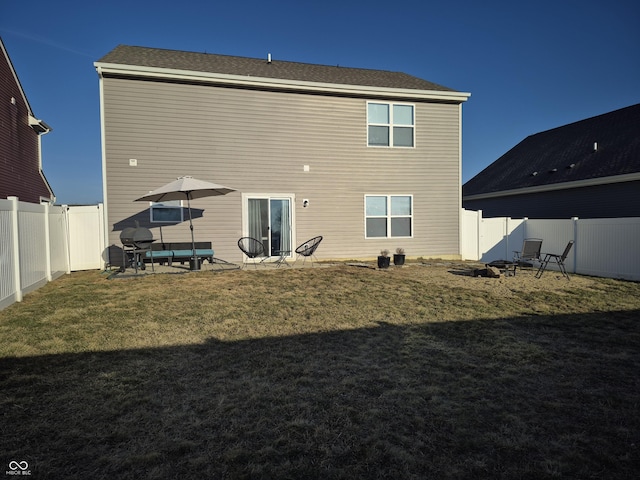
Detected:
[17,202,49,294]
[0,201,18,309]
[462,209,640,281]
[460,209,480,260]
[526,219,576,273]
[67,205,105,271]
[49,205,69,279]
[575,218,640,280]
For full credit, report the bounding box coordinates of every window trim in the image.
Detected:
[366,101,415,148]
[150,200,183,223]
[364,194,414,239]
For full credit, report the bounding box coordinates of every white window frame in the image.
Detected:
[150,200,183,223]
[364,194,414,239]
[241,193,296,261]
[366,101,415,148]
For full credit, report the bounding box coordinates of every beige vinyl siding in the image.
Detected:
[102,76,462,263]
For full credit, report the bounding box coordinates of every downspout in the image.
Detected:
[35,120,55,203]
[458,102,463,260]
[96,65,110,269]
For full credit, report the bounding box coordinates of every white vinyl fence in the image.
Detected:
[462,209,640,281]
[66,204,106,271]
[0,197,104,310]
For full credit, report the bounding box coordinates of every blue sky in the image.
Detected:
[2,0,639,205]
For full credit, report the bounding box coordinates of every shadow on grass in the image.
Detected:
[2,310,639,479]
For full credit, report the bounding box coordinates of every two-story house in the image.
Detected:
[0,37,54,204]
[95,45,470,265]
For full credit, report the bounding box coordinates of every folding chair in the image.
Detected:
[536,241,574,280]
[294,236,323,266]
[237,237,266,269]
[513,238,543,272]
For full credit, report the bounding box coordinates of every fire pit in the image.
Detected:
[120,223,155,272]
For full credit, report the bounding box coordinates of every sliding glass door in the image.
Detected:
[246,196,293,258]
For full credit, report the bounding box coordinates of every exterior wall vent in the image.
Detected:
[593,142,598,152]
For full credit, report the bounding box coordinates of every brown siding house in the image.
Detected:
[0,37,53,204]
[463,103,640,219]
[95,45,470,265]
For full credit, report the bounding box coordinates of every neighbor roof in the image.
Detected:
[463,103,640,198]
[96,45,457,93]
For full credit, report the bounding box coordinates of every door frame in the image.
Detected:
[241,193,296,261]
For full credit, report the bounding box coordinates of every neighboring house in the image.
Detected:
[463,103,640,219]
[95,45,470,265]
[0,37,54,204]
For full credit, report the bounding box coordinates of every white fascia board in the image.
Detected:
[28,115,51,134]
[463,172,640,201]
[94,62,471,103]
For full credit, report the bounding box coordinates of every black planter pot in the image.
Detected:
[377,256,391,269]
[393,254,406,266]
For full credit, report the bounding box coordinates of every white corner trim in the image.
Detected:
[93,62,471,102]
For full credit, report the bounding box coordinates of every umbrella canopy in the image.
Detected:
[135,176,235,203]
[134,176,236,270]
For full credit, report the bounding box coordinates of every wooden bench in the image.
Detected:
[145,242,214,266]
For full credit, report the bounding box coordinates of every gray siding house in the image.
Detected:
[463,103,640,219]
[95,45,470,266]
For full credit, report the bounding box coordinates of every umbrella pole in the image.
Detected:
[187,193,200,271]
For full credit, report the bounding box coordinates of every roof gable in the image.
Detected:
[1,37,34,116]
[96,45,465,98]
[463,103,640,197]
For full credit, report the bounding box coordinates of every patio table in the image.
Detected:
[273,250,292,268]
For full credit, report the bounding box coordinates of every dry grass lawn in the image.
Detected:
[1,262,639,479]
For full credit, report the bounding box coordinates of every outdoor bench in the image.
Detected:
[145,242,214,266]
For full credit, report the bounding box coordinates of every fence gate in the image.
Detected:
[66,204,105,271]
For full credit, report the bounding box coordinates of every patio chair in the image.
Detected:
[513,238,543,272]
[536,240,574,280]
[294,236,323,267]
[237,237,266,269]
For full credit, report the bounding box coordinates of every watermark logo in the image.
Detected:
[5,461,31,476]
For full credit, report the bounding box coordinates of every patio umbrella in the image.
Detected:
[134,176,236,270]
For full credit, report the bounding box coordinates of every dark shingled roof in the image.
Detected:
[463,103,640,197]
[97,45,456,92]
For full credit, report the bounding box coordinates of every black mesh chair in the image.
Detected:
[536,240,574,280]
[513,238,543,272]
[294,236,323,267]
[237,237,266,269]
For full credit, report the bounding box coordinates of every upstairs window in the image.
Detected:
[365,195,413,238]
[150,200,183,223]
[367,102,414,147]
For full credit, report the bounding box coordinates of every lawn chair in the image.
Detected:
[513,238,543,272]
[294,236,323,267]
[237,237,266,269]
[536,241,574,280]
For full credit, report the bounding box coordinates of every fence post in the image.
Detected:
[8,196,22,302]
[44,202,52,281]
[63,205,72,274]
[572,217,579,274]
[477,209,482,261]
[504,217,510,259]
